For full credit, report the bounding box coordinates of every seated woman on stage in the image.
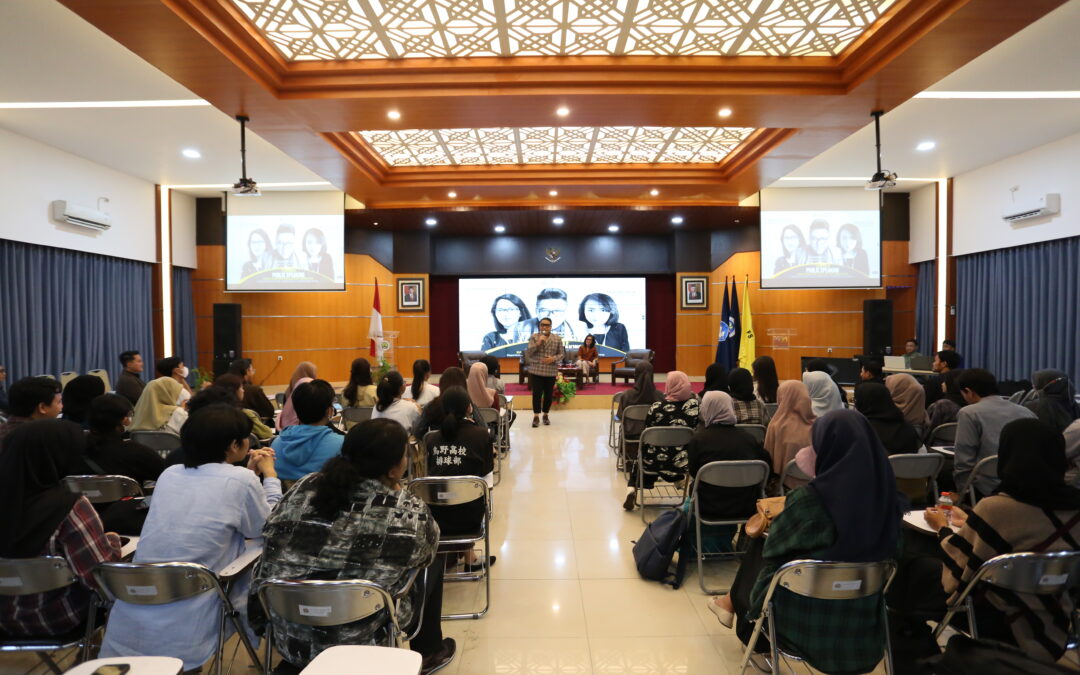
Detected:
[706,409,903,675]
[0,421,122,639]
[575,334,600,378]
[622,371,699,511]
[254,419,453,672]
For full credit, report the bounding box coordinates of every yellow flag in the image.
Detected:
[738,277,755,368]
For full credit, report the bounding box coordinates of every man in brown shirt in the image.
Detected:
[524,317,565,427]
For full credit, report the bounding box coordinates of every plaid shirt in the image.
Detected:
[733,399,768,426]
[0,496,119,637]
[747,488,895,674]
[524,332,566,378]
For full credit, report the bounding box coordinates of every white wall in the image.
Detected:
[953,132,1080,257]
[0,127,157,262]
[908,183,937,263]
[760,186,879,211]
[170,191,197,269]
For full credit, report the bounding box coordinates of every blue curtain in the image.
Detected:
[956,236,1080,382]
[914,260,936,355]
[172,266,198,373]
[0,239,155,384]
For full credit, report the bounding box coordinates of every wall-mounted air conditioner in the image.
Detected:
[50,200,112,231]
[1002,193,1060,223]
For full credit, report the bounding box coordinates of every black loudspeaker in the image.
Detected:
[212,303,242,377]
[863,299,893,356]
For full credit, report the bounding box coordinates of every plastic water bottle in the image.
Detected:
[937,492,954,526]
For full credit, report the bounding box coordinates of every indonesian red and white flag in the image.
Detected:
[369,278,384,358]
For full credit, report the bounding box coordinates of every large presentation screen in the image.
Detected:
[760,188,881,289]
[459,277,646,358]
[226,191,345,292]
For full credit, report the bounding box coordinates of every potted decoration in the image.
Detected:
[553,371,577,404]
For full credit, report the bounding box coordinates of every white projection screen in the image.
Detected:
[226,191,346,292]
[459,277,646,358]
[760,187,882,289]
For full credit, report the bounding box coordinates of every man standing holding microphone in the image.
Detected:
[525,317,565,428]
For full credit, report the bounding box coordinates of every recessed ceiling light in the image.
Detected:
[916,140,936,152]
[373,221,379,226]
[387,109,401,120]
[671,216,684,225]
[552,217,565,225]
[650,188,659,196]
[717,107,732,118]
[494,225,506,233]
[181,148,201,159]
[549,189,558,196]
[608,224,620,233]
[425,218,437,226]
[556,106,570,117]
[447,191,457,198]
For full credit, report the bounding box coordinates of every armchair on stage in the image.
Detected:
[611,350,654,385]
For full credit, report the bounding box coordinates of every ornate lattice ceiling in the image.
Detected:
[231,0,898,60]
[356,126,757,166]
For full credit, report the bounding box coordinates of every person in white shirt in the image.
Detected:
[403,359,440,408]
[372,370,421,432]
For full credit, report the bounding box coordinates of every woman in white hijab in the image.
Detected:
[802,370,844,419]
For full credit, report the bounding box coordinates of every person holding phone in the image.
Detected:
[524,317,565,428]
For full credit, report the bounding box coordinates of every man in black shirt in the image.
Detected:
[114,350,145,406]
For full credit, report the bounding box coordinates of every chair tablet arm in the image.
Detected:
[219,543,264,580]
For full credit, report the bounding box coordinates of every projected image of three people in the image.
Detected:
[242,224,335,279]
[481,289,630,353]
[774,220,870,276]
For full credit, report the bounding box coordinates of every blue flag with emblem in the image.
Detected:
[715,277,734,368]
[730,276,741,369]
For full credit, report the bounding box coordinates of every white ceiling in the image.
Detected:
[774,0,1080,189]
[0,0,331,196]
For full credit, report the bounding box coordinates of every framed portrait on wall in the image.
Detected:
[397,278,425,312]
[681,276,708,310]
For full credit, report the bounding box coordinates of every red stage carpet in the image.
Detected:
[504,382,633,396]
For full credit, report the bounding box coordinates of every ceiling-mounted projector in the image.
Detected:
[231,114,261,197]
[864,110,898,191]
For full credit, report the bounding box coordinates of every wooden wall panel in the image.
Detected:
[675,241,915,379]
[193,245,431,386]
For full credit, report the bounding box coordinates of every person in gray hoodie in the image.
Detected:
[272,379,344,482]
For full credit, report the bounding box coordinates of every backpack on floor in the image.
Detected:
[632,508,688,589]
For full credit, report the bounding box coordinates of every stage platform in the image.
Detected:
[503,382,633,410]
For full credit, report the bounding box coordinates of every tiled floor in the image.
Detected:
[1,408,858,674]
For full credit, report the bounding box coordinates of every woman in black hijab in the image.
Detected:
[0,420,120,637]
[617,361,664,441]
[728,367,769,425]
[853,382,921,455]
[1025,369,1080,433]
[700,362,729,396]
[62,374,106,427]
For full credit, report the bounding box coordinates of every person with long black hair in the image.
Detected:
[404,359,440,407]
[342,357,377,408]
[254,419,454,672]
[751,355,779,404]
[371,370,421,431]
[413,367,485,436]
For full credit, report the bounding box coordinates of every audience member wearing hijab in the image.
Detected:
[1065,419,1080,488]
[1025,369,1080,433]
[129,376,186,433]
[728,368,769,426]
[764,381,815,476]
[708,410,902,675]
[802,370,844,419]
[466,361,498,411]
[700,362,729,395]
[804,358,849,407]
[885,373,929,434]
[919,419,1080,662]
[686,391,771,519]
[854,382,922,455]
[616,361,665,442]
[0,420,121,637]
[276,362,318,431]
[751,356,780,404]
[623,371,699,510]
[925,369,966,439]
[62,375,106,427]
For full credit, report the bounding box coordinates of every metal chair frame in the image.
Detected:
[927,422,958,446]
[618,404,652,478]
[92,561,262,675]
[735,424,767,445]
[778,459,811,496]
[0,557,99,674]
[608,391,624,451]
[963,455,999,505]
[691,459,770,593]
[62,475,144,504]
[888,453,945,504]
[129,430,182,459]
[477,407,502,487]
[932,550,1080,661]
[740,559,897,675]
[496,394,512,458]
[636,426,696,523]
[340,406,374,431]
[256,576,418,674]
[406,476,491,620]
